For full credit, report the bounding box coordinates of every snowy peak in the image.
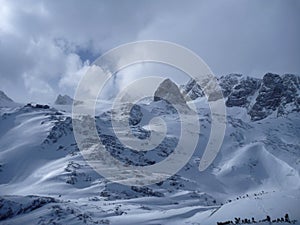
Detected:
[154,78,190,109]
[182,73,300,121]
[54,94,77,105]
[0,90,16,107]
[54,94,73,105]
[0,90,13,103]
[154,79,186,105]
[249,73,300,120]
[181,78,205,100]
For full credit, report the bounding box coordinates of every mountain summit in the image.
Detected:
[0,90,16,107]
[154,78,192,114]
[54,94,75,105]
[154,79,188,105]
[0,90,13,102]
[182,73,300,121]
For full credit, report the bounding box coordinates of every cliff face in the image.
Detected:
[181,73,300,121]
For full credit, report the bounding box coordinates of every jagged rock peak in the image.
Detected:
[54,94,75,105]
[154,79,187,106]
[219,74,243,97]
[181,78,205,100]
[249,73,300,120]
[181,73,300,121]
[225,76,261,108]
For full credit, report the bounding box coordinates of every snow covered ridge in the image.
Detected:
[182,73,300,121]
[0,74,300,224]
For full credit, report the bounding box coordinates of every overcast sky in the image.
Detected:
[0,0,299,103]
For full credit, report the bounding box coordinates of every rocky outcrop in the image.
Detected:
[181,79,204,100]
[249,73,283,120]
[181,73,300,121]
[278,74,300,115]
[219,74,242,97]
[0,196,58,221]
[249,73,300,120]
[181,75,223,101]
[226,76,261,108]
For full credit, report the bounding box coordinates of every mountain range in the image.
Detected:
[0,73,299,225]
[181,73,300,121]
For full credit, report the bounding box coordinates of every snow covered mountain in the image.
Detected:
[0,75,299,225]
[0,90,18,108]
[182,73,300,121]
[54,94,82,105]
[54,94,74,105]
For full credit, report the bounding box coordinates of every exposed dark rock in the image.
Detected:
[181,73,300,121]
[129,104,143,126]
[277,74,300,116]
[0,196,58,221]
[25,103,50,109]
[219,74,242,97]
[226,76,261,107]
[181,78,205,100]
[131,186,164,197]
[249,73,283,120]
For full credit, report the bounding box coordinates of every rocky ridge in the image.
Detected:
[181,73,300,121]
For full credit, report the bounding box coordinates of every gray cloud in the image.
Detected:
[0,0,299,103]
